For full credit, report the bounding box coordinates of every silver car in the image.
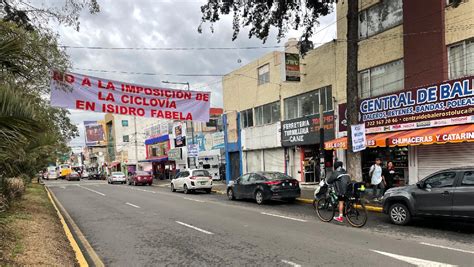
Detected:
[108,172,126,184]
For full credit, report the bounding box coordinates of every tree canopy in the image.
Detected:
[199,0,334,54]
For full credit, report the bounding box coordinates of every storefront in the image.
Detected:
[327,76,474,185]
[144,134,172,179]
[281,112,335,183]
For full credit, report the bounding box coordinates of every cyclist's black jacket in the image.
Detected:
[327,167,351,197]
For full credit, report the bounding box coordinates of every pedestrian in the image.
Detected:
[383,161,396,193]
[369,158,385,201]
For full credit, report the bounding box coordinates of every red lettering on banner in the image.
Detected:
[98,80,106,89]
[76,100,95,111]
[65,74,75,84]
[81,77,91,87]
[150,110,193,120]
[101,103,145,116]
[98,92,115,102]
[196,93,209,102]
[106,81,115,90]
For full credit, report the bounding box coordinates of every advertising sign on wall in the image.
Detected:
[339,76,474,133]
[84,121,105,146]
[211,132,225,149]
[281,111,335,146]
[173,122,186,147]
[168,148,182,161]
[284,53,301,82]
[51,72,211,122]
[351,124,366,152]
[187,144,199,157]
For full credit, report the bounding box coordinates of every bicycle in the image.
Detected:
[313,182,368,228]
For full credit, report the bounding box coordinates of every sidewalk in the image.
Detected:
[152,179,383,212]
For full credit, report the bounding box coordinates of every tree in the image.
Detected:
[199,1,365,180]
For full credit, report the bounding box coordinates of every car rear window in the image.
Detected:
[193,170,210,177]
[135,171,150,175]
[261,172,293,180]
[112,172,124,175]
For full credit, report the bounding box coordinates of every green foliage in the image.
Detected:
[199,0,334,54]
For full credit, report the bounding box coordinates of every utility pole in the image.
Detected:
[134,116,139,172]
[319,104,325,181]
[346,0,362,181]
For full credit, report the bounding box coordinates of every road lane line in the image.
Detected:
[125,202,140,208]
[175,221,214,235]
[183,197,205,203]
[261,212,307,222]
[371,250,457,267]
[281,260,301,267]
[77,185,106,196]
[420,242,474,254]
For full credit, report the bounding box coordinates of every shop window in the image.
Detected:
[358,59,404,98]
[122,120,128,127]
[424,172,456,188]
[147,141,167,158]
[283,86,333,120]
[359,0,403,39]
[258,64,270,85]
[462,171,474,186]
[448,38,474,79]
[241,108,254,128]
[255,101,280,126]
[123,135,129,143]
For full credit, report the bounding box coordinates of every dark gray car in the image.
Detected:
[382,166,474,225]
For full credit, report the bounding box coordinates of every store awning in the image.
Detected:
[138,157,168,163]
[387,124,474,147]
[325,124,474,150]
[108,161,120,168]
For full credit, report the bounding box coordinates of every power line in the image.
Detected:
[71,67,225,77]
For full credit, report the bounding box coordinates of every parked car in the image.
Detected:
[81,171,89,179]
[66,172,81,181]
[227,172,301,205]
[383,166,474,225]
[171,169,212,194]
[46,166,58,180]
[89,171,106,180]
[128,171,153,186]
[108,172,126,184]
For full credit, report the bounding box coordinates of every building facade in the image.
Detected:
[223,0,474,185]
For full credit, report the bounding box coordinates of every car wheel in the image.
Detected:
[255,190,264,205]
[285,198,296,203]
[227,189,235,200]
[389,203,411,225]
[148,183,152,186]
[171,183,176,192]
[183,184,189,194]
[205,188,212,194]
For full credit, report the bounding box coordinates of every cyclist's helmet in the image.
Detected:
[334,161,343,170]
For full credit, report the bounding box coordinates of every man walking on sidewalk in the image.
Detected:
[369,158,385,201]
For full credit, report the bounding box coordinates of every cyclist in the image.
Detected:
[326,161,351,223]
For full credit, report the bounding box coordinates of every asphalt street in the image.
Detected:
[45,179,474,267]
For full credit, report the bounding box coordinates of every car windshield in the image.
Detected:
[192,170,210,177]
[260,172,293,180]
[112,172,124,176]
[135,171,149,175]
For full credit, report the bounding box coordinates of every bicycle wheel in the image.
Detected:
[345,200,368,228]
[315,197,336,222]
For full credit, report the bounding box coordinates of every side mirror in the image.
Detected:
[416,182,423,189]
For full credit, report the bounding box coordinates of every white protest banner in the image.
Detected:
[50,71,211,122]
[351,123,367,152]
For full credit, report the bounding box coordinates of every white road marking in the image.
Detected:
[175,221,214,235]
[77,185,106,196]
[125,202,140,208]
[420,242,474,255]
[260,212,307,222]
[183,197,205,203]
[371,250,457,267]
[281,260,301,267]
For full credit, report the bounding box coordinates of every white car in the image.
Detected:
[46,167,58,180]
[108,172,126,184]
[81,171,89,179]
[171,169,213,194]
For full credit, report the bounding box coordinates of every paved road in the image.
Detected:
[45,179,474,267]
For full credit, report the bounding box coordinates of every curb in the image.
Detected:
[45,186,105,267]
[211,190,383,213]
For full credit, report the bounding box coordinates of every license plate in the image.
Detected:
[201,181,206,185]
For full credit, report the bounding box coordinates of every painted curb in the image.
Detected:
[46,186,105,267]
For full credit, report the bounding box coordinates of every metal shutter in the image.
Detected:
[417,143,474,180]
[263,148,285,173]
[246,151,262,172]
